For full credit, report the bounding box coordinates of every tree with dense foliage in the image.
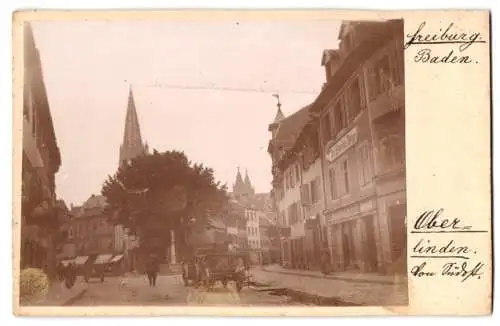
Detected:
[101,150,229,256]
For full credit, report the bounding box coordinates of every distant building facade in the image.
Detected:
[229,169,278,264]
[66,195,115,258]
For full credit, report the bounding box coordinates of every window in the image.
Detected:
[370,55,392,99]
[300,184,311,207]
[322,112,332,144]
[333,99,346,136]
[287,202,301,224]
[349,79,362,120]
[340,160,350,195]
[68,227,73,240]
[310,177,322,203]
[295,165,300,182]
[358,143,374,186]
[379,134,405,172]
[329,168,337,200]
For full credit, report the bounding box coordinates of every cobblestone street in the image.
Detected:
[68,274,300,306]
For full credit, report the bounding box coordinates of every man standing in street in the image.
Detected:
[146,254,159,287]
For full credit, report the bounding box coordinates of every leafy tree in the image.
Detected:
[101,150,229,255]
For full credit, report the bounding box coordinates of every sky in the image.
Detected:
[32,17,341,206]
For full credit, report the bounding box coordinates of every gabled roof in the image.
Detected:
[321,49,339,66]
[272,104,312,149]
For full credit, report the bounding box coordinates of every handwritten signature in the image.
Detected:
[411,261,484,282]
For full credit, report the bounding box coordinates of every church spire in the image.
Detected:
[244,169,255,195]
[119,86,147,167]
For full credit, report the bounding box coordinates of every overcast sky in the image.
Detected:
[31,18,341,206]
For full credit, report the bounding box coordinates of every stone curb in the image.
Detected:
[260,266,406,285]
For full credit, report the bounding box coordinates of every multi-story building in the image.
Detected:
[66,195,116,265]
[311,19,405,274]
[228,168,278,264]
[267,19,405,274]
[267,102,313,268]
[20,23,62,279]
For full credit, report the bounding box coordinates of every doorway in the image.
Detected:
[388,204,407,266]
[364,215,378,272]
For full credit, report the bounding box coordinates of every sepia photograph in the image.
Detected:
[16,12,407,311]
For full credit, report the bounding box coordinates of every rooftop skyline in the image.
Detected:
[30,18,341,206]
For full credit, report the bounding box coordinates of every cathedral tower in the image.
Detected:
[119,87,148,167]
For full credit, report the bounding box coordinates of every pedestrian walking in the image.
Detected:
[146,254,159,287]
[64,262,77,289]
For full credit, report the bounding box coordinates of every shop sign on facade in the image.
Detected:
[327,203,361,225]
[326,127,358,163]
[360,199,374,212]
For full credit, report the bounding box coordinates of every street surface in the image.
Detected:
[70,274,298,306]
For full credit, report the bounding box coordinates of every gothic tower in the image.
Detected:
[244,169,255,195]
[232,167,255,199]
[119,87,148,167]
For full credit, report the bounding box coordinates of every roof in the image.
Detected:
[321,49,339,66]
[271,107,285,124]
[272,104,313,149]
[82,194,107,210]
[259,217,271,227]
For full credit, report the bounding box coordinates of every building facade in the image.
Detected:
[66,195,116,261]
[21,23,62,279]
[311,20,405,274]
[267,103,313,268]
[267,19,405,275]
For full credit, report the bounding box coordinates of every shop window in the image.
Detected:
[358,143,374,186]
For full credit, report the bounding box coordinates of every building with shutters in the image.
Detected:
[267,99,316,268]
[311,19,405,274]
[267,19,405,274]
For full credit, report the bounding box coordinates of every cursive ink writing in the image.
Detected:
[442,262,485,282]
[414,48,473,64]
[405,22,484,52]
[411,262,436,277]
[412,239,471,257]
[413,209,472,231]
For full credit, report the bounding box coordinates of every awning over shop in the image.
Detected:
[110,254,124,263]
[94,254,113,265]
[74,256,89,265]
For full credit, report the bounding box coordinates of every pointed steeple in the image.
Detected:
[233,167,247,196]
[244,169,255,195]
[268,93,285,134]
[119,86,147,167]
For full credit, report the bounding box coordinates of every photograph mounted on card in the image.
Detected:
[11,10,491,316]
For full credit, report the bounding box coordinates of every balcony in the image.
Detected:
[369,84,404,122]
